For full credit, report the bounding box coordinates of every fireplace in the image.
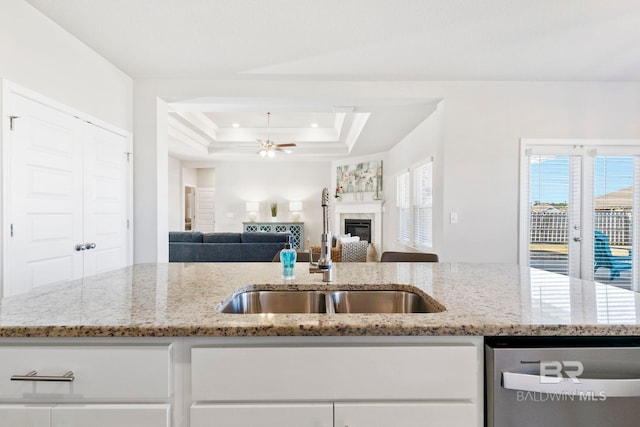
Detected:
[344,219,372,243]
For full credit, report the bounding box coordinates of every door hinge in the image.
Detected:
[10,224,14,237]
[9,115,19,131]
[124,152,132,162]
[127,219,130,230]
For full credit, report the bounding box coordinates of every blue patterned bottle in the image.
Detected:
[280,237,297,279]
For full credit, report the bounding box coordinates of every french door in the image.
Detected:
[521,141,640,291]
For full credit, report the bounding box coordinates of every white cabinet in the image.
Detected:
[190,338,482,427]
[3,87,129,296]
[334,402,477,427]
[51,404,170,427]
[0,345,172,399]
[190,402,476,427]
[0,344,172,427]
[0,405,51,426]
[191,403,333,427]
[0,404,170,427]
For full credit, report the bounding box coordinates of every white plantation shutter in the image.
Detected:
[397,172,410,243]
[414,161,433,247]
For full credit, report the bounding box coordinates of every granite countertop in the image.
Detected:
[1,262,639,337]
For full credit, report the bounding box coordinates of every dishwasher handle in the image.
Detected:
[502,371,640,398]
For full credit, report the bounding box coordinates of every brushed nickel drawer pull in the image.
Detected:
[11,370,75,382]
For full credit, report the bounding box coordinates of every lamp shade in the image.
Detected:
[246,201,260,212]
[289,201,303,222]
[289,201,303,212]
[245,201,259,222]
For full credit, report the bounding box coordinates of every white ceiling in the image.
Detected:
[24,0,640,161]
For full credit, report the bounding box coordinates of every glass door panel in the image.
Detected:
[593,156,635,289]
[528,155,576,276]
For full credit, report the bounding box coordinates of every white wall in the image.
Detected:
[184,160,331,249]
[168,156,183,231]
[0,0,132,131]
[197,168,215,187]
[139,80,640,264]
[385,101,444,256]
[439,82,640,263]
[183,168,197,187]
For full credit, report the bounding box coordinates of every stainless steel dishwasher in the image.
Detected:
[486,337,640,427]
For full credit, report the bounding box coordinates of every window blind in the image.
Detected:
[413,161,433,247]
[396,171,410,242]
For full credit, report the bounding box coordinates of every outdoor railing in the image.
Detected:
[530,211,633,245]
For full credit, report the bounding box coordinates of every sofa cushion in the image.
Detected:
[203,232,241,243]
[169,231,203,243]
[241,232,291,243]
[169,242,286,262]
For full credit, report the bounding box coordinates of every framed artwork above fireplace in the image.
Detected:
[335,160,383,202]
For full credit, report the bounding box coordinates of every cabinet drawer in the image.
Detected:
[335,402,479,427]
[0,345,172,400]
[191,403,333,427]
[192,345,477,401]
[52,404,170,427]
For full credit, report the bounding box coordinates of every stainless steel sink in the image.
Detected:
[330,290,432,313]
[218,288,444,314]
[219,290,327,314]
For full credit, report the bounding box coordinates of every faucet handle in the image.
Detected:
[308,247,315,266]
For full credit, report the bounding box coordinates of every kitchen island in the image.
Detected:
[1,262,639,337]
[0,262,638,427]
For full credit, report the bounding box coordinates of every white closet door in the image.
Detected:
[7,94,84,296]
[195,187,215,232]
[82,122,128,276]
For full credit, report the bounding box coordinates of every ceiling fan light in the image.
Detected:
[259,149,267,157]
[267,149,276,158]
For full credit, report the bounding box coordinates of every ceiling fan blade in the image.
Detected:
[275,143,297,148]
[275,147,293,154]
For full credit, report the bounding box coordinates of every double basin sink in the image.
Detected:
[218,288,445,314]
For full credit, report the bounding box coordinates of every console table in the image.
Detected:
[243,222,304,250]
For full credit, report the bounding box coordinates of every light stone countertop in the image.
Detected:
[1,262,639,337]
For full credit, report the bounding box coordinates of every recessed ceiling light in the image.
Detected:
[310,123,318,128]
[232,122,240,128]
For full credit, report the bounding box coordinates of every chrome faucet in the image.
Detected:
[309,187,333,282]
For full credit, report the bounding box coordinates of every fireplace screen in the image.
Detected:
[344,219,372,243]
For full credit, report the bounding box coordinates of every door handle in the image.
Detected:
[503,371,640,397]
[86,242,96,249]
[11,370,75,382]
[573,237,582,242]
[75,243,86,251]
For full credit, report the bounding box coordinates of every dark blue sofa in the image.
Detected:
[169,231,291,262]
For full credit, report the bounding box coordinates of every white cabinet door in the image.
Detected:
[0,345,172,400]
[6,93,84,296]
[191,403,333,427]
[82,122,128,276]
[192,345,477,401]
[0,404,51,426]
[334,402,479,427]
[51,404,170,427]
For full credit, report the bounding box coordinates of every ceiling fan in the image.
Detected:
[255,112,297,158]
